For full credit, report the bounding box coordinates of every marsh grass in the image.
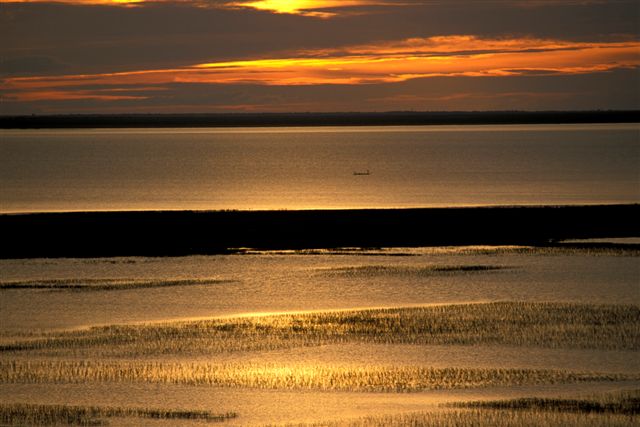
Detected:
[0,403,237,425]
[451,390,640,415]
[2,302,637,357]
[237,245,640,257]
[277,409,637,427]
[0,278,234,292]
[274,391,640,426]
[317,265,508,277]
[1,360,636,391]
[234,248,418,256]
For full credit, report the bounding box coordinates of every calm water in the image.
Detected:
[1,124,638,212]
[1,124,639,426]
[1,248,638,333]
[1,248,638,425]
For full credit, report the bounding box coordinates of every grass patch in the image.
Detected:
[234,248,419,256]
[317,264,508,276]
[0,278,234,291]
[1,302,637,357]
[0,403,236,425]
[237,245,640,257]
[0,361,636,391]
[273,391,640,426]
[276,409,638,427]
[451,389,640,415]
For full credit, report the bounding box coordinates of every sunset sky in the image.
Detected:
[1,0,639,114]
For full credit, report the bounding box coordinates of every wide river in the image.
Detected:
[1,123,638,212]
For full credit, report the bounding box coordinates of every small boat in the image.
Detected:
[353,169,371,176]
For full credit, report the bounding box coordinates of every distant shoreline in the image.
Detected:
[1,204,638,258]
[1,111,638,129]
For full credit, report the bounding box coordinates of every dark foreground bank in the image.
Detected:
[1,205,638,258]
[1,111,639,128]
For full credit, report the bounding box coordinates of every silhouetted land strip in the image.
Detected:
[1,111,638,128]
[1,205,638,258]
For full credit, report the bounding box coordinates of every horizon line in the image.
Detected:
[2,110,638,129]
[2,109,640,117]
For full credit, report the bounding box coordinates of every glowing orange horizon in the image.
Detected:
[4,35,639,102]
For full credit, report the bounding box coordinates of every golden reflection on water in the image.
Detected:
[2,124,638,213]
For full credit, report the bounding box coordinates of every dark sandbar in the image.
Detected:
[1,111,638,129]
[1,204,638,258]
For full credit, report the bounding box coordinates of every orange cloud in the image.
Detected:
[1,0,419,19]
[318,35,629,56]
[0,0,400,16]
[5,90,149,101]
[230,0,401,17]
[4,35,639,102]
[1,0,146,4]
[0,0,614,17]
